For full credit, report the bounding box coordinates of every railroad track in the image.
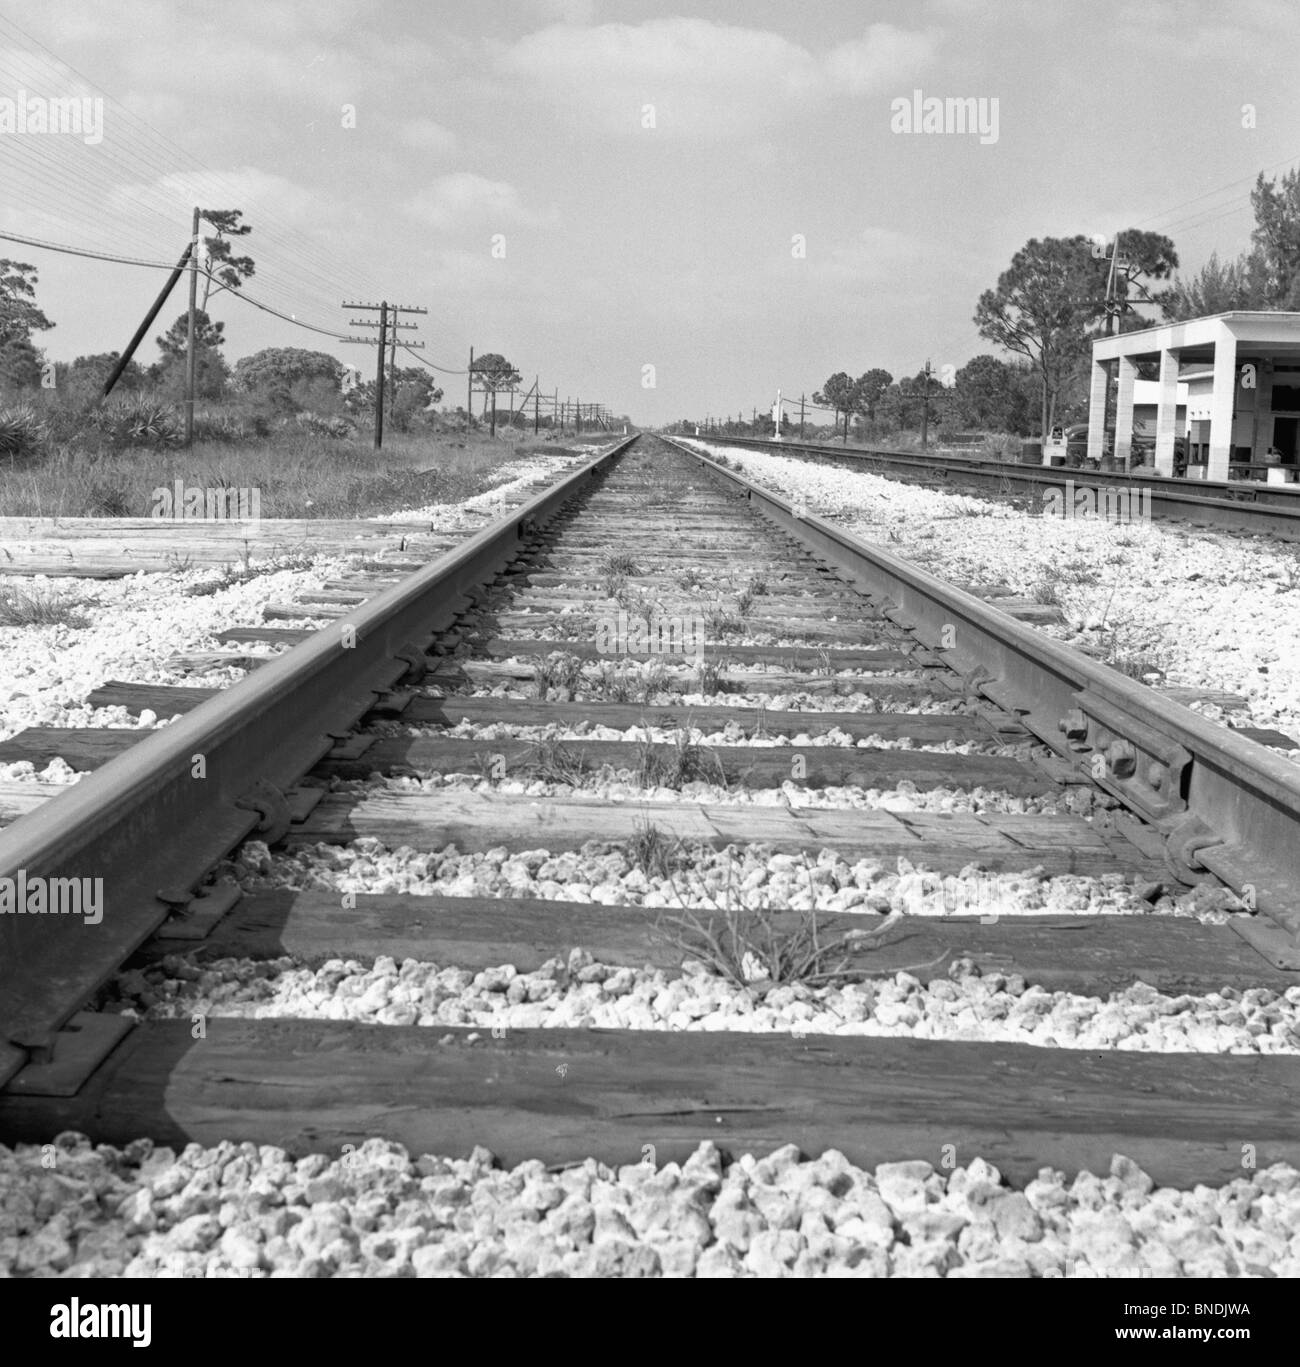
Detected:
[2,431,1300,1204]
[709,435,1300,542]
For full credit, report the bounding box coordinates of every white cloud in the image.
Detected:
[405,173,555,231]
[824,26,941,95]
[1113,0,1289,62]
[107,168,317,223]
[397,117,457,155]
[525,0,598,23]
[495,19,938,139]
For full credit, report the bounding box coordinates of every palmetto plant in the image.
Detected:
[92,399,181,449]
[0,404,47,461]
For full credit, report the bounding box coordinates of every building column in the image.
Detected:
[1086,357,1108,467]
[1207,325,1237,482]
[1114,356,1139,470]
[1154,347,1179,477]
[1258,362,1274,460]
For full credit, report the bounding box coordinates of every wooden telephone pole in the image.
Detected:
[919,359,933,449]
[184,206,200,447]
[342,300,427,449]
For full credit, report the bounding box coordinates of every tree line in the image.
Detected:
[810,168,1300,442]
[0,209,576,437]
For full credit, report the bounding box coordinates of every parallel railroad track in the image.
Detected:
[2,433,1300,1189]
[707,434,1300,542]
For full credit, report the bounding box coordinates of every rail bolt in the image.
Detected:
[1147,762,1165,790]
[1107,739,1137,778]
[1059,709,1088,741]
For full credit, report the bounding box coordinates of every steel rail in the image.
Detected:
[707,436,1300,540]
[0,435,638,1090]
[665,435,1300,969]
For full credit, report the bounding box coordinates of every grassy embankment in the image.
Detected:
[0,421,613,520]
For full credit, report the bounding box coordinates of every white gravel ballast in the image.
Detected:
[0,450,588,769]
[108,951,1300,1057]
[681,439,1300,742]
[3,1131,1296,1278]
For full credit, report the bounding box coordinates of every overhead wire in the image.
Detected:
[0,19,499,372]
[0,27,418,343]
[0,16,395,305]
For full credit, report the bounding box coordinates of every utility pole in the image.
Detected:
[184,206,199,447]
[467,347,474,425]
[342,300,427,450]
[576,398,581,434]
[534,377,540,435]
[920,359,932,449]
[799,393,806,439]
[388,324,398,420]
[1106,231,1125,337]
[105,240,193,398]
[374,303,388,449]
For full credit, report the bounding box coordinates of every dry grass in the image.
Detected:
[533,651,587,699]
[0,429,559,519]
[694,658,726,695]
[628,818,688,880]
[651,860,949,993]
[593,659,668,704]
[635,730,727,790]
[602,573,629,604]
[600,552,640,576]
[521,737,591,786]
[0,582,92,628]
[705,607,744,638]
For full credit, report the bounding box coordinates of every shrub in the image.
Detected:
[0,404,48,462]
[84,479,133,516]
[294,410,352,439]
[91,398,181,449]
[192,412,253,444]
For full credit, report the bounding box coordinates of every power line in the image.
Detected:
[0,226,353,340]
[0,17,485,372]
[0,14,394,307]
[0,23,420,343]
[223,288,347,340]
[1131,149,1300,234]
[400,344,467,376]
[0,227,180,270]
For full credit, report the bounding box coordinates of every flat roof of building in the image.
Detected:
[1094,312,1300,364]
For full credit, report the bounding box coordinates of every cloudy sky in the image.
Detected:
[1,0,1297,424]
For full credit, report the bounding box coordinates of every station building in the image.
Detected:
[1087,312,1300,482]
